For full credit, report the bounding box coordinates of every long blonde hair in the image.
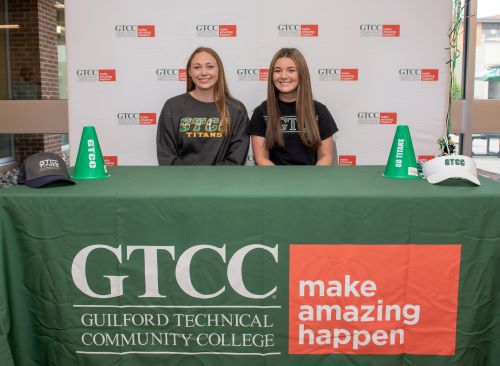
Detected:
[266,48,321,149]
[186,47,232,134]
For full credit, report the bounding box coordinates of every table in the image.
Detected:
[1,166,500,366]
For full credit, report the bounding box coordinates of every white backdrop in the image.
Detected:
[66,0,451,166]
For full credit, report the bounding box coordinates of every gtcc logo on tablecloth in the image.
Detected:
[156,68,187,81]
[399,68,439,81]
[236,68,269,81]
[318,68,359,81]
[278,24,318,37]
[114,25,156,37]
[72,244,278,299]
[357,112,398,125]
[76,69,116,82]
[116,113,157,125]
[196,24,237,37]
[360,24,400,37]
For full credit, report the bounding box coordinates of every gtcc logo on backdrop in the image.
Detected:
[156,68,187,81]
[196,24,237,37]
[339,155,357,166]
[116,112,157,125]
[278,24,318,37]
[318,68,359,81]
[72,244,278,299]
[103,156,118,166]
[399,69,439,81]
[360,24,400,37]
[76,69,116,82]
[357,112,398,125]
[236,68,269,81]
[114,24,156,37]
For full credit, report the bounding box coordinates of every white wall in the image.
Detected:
[66,0,451,166]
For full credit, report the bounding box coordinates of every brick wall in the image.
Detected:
[14,133,62,163]
[38,0,59,100]
[7,0,62,166]
[9,0,42,100]
[43,133,62,151]
[9,0,59,100]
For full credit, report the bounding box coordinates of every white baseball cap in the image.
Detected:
[423,155,480,186]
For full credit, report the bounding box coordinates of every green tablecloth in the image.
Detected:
[1,166,499,365]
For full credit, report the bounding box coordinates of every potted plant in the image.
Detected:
[440,0,468,156]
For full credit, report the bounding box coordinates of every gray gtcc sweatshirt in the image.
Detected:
[157,93,250,165]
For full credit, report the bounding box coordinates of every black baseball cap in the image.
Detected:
[19,152,75,188]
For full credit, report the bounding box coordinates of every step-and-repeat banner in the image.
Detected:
[66,0,451,165]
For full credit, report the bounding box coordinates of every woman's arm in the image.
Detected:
[222,103,250,165]
[316,136,334,166]
[156,101,184,165]
[252,135,275,166]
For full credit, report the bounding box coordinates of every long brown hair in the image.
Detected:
[186,47,232,134]
[265,48,321,149]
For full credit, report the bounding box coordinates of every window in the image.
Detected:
[0,0,68,166]
[474,0,500,99]
[0,134,14,164]
[472,134,500,155]
[450,0,500,175]
[0,0,67,101]
[482,22,500,42]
